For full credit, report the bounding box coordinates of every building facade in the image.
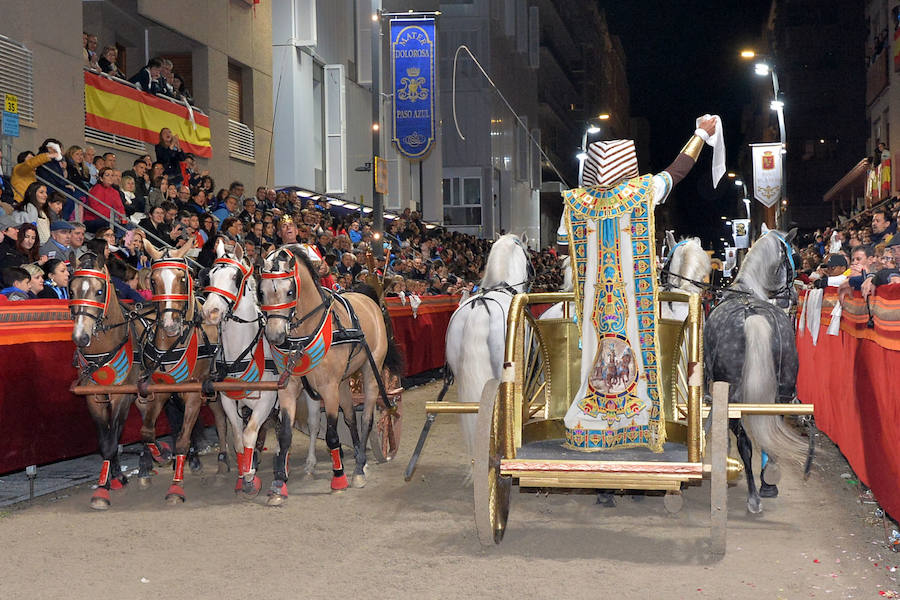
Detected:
[0,0,273,189]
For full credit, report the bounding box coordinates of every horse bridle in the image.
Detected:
[150,257,194,321]
[260,248,331,333]
[765,230,798,303]
[203,256,255,322]
[481,239,535,294]
[70,268,113,336]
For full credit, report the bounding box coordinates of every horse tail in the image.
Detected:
[459,304,494,460]
[383,333,405,377]
[741,314,807,465]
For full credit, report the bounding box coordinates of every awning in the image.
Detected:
[823,158,869,203]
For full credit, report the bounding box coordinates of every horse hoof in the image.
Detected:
[90,488,111,510]
[266,482,289,506]
[242,476,262,498]
[109,477,126,491]
[352,474,367,489]
[331,474,349,491]
[747,497,763,514]
[138,477,152,490]
[302,469,316,480]
[760,483,779,498]
[216,455,230,475]
[596,492,616,508]
[165,484,186,504]
[188,455,203,473]
[761,463,781,486]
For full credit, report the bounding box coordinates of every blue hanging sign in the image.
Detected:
[391,19,436,160]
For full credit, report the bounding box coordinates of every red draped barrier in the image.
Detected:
[0,296,459,474]
[797,287,900,519]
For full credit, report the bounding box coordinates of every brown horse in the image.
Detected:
[259,246,399,490]
[71,252,153,509]
[141,240,228,503]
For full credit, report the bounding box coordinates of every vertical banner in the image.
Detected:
[391,18,436,160]
[732,218,750,249]
[723,247,737,276]
[751,142,782,207]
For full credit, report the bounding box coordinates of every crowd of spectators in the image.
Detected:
[0,136,565,303]
[794,198,900,299]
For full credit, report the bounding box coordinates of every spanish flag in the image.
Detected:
[84,71,212,158]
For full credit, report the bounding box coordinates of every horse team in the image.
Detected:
[70,227,808,516]
[71,238,400,509]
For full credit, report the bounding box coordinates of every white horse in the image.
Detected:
[445,234,533,461]
[200,241,317,505]
[660,232,712,321]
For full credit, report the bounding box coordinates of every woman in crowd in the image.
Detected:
[46,192,65,223]
[86,167,127,233]
[155,128,186,186]
[97,46,126,79]
[120,174,139,215]
[64,145,91,192]
[38,258,70,299]
[15,182,52,244]
[21,263,44,298]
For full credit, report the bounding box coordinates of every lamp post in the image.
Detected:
[577,120,606,187]
[742,50,787,228]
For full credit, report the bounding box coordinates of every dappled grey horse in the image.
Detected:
[704,226,809,514]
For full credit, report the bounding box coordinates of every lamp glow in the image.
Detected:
[770,99,784,110]
[587,125,601,135]
[755,63,771,76]
[734,179,743,186]
[576,151,588,161]
[740,50,756,59]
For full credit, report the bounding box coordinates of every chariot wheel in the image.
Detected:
[474,378,511,546]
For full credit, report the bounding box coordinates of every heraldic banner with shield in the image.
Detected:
[391,19,436,160]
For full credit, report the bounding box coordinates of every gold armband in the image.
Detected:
[679,135,705,160]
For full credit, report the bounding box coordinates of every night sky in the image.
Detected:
[604,2,774,248]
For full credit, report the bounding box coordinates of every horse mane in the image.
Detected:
[559,255,573,293]
[732,231,790,300]
[480,234,529,290]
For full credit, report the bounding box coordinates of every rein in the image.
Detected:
[150,259,194,319]
[204,255,254,322]
[261,248,333,331]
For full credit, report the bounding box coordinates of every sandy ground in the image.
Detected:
[0,380,898,600]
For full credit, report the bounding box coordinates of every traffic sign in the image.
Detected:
[4,93,18,114]
[2,111,19,137]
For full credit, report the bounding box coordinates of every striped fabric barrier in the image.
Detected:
[84,71,212,158]
[796,285,900,520]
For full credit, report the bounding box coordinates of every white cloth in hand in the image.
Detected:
[46,142,62,160]
[695,114,725,187]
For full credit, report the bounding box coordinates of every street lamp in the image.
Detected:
[578,121,606,186]
[742,50,787,227]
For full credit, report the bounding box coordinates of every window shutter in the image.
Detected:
[227,63,243,123]
[0,35,34,123]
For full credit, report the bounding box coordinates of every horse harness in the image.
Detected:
[70,267,154,387]
[261,248,395,409]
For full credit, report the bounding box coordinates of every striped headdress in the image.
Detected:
[582,139,639,188]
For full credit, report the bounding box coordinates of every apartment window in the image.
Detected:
[443,176,482,226]
[227,63,243,123]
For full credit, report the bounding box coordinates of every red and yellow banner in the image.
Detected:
[84,71,212,158]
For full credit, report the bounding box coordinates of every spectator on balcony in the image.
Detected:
[155,128,186,187]
[145,175,168,213]
[164,182,179,206]
[37,258,69,299]
[181,154,205,189]
[90,155,105,186]
[862,235,900,298]
[106,258,144,303]
[172,73,193,104]
[84,146,98,184]
[85,168,127,234]
[237,197,258,225]
[14,182,52,245]
[98,46,125,79]
[129,58,163,94]
[1,267,32,300]
[83,33,99,69]
[157,58,176,98]
[13,223,44,267]
[11,145,60,204]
